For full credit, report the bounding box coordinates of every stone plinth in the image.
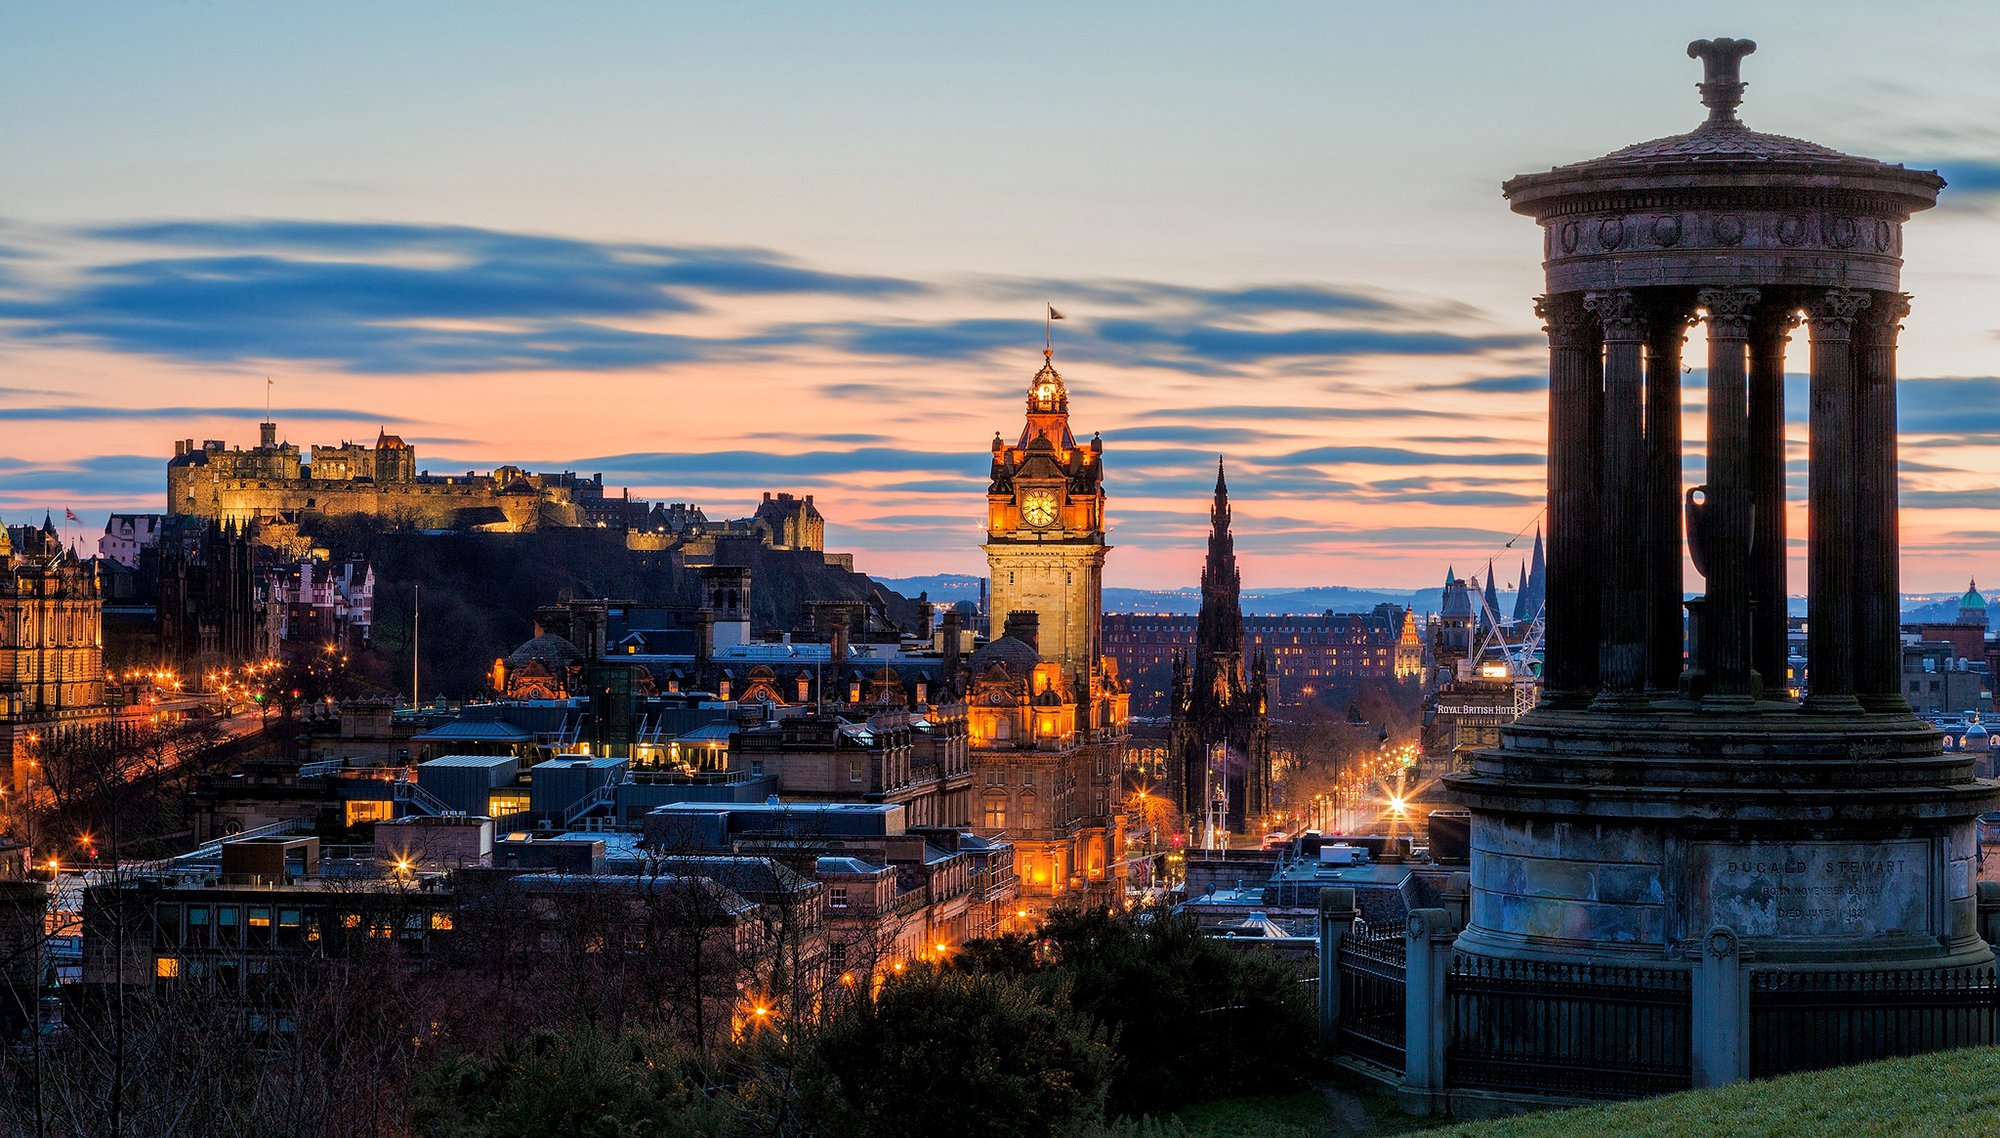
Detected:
[1450,707,1991,972]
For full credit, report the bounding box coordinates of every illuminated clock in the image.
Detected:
[1021,490,1059,528]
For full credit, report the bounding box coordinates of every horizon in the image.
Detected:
[5,2,1998,591]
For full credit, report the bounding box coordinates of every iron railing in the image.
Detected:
[1336,923,1407,1072]
[1446,954,1692,1099]
[1749,965,1999,1077]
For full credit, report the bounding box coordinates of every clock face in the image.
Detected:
[1021,490,1059,528]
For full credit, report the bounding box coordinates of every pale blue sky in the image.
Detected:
[2,2,1997,588]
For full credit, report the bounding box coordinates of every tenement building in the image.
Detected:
[1166,462,1271,836]
[972,349,1128,910]
[1433,38,1996,1101]
[1,516,110,788]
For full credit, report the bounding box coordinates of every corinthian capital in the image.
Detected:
[1697,287,1761,338]
[1534,293,1591,348]
[1803,288,1871,341]
[1856,291,1912,346]
[1583,290,1646,341]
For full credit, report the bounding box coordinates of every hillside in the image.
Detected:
[1430,1046,2000,1138]
[312,523,918,697]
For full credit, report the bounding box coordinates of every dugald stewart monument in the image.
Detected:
[1434,37,1997,1100]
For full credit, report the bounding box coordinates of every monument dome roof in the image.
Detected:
[1962,581,1986,610]
[1505,38,1943,214]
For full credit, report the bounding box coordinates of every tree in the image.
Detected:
[413,1028,729,1138]
[794,969,1113,1138]
[959,907,1315,1118]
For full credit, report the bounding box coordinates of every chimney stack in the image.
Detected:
[1003,610,1040,652]
[941,609,963,678]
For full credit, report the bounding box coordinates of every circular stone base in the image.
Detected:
[1444,702,1999,968]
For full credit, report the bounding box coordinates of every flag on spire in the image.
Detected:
[64,508,80,523]
[1047,304,1065,321]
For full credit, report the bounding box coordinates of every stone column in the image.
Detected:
[1803,289,1871,713]
[1692,927,1752,1088]
[1538,293,1601,705]
[1695,288,1759,705]
[1748,306,1798,700]
[1644,301,1691,692]
[1397,908,1457,1117]
[1855,293,1913,712]
[1588,290,1648,703]
[1316,886,1357,1044]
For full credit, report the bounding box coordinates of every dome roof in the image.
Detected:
[969,634,1039,678]
[507,632,584,669]
[1505,38,1942,216]
[1572,119,1882,169]
[1962,581,1987,610]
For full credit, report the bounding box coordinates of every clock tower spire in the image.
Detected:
[984,345,1109,683]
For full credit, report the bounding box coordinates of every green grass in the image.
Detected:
[1432,1047,2000,1138]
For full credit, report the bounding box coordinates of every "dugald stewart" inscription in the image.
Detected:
[1695,840,1931,939]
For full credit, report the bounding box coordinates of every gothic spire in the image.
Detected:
[1195,457,1245,685]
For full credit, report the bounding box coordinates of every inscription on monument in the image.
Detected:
[1695,840,1931,939]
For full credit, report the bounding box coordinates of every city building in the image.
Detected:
[1105,605,1422,713]
[1,516,111,788]
[1166,462,1272,836]
[98,513,166,569]
[973,348,1128,910]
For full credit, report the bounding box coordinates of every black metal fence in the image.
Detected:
[1749,965,1999,1078]
[1446,954,1693,1099]
[1336,923,1406,1072]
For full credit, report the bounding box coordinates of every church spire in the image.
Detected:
[1211,458,1231,536]
[1197,457,1244,672]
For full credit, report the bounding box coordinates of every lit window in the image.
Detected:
[156,957,180,979]
[430,912,454,931]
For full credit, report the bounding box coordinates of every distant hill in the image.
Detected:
[877,574,1499,618]
[883,574,1989,624]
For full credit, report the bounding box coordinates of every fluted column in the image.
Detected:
[1748,305,1798,700]
[1803,289,1870,713]
[1643,300,1692,693]
[1587,290,1647,701]
[1539,292,1601,705]
[1694,288,1759,704]
[1855,292,1912,712]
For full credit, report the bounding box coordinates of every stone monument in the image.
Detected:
[1449,37,1995,1023]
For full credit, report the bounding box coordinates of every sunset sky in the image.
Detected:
[4,2,1998,592]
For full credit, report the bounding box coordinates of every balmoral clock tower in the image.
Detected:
[983,349,1108,684]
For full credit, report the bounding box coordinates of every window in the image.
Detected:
[848,759,863,784]
[983,798,1007,829]
[830,886,850,909]
[248,906,273,947]
[1021,770,1035,788]
[431,911,454,931]
[155,956,180,980]
[185,905,210,947]
[218,906,241,947]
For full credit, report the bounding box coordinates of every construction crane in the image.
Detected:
[1468,571,1546,717]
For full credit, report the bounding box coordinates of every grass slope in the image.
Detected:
[1434,1047,2000,1138]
